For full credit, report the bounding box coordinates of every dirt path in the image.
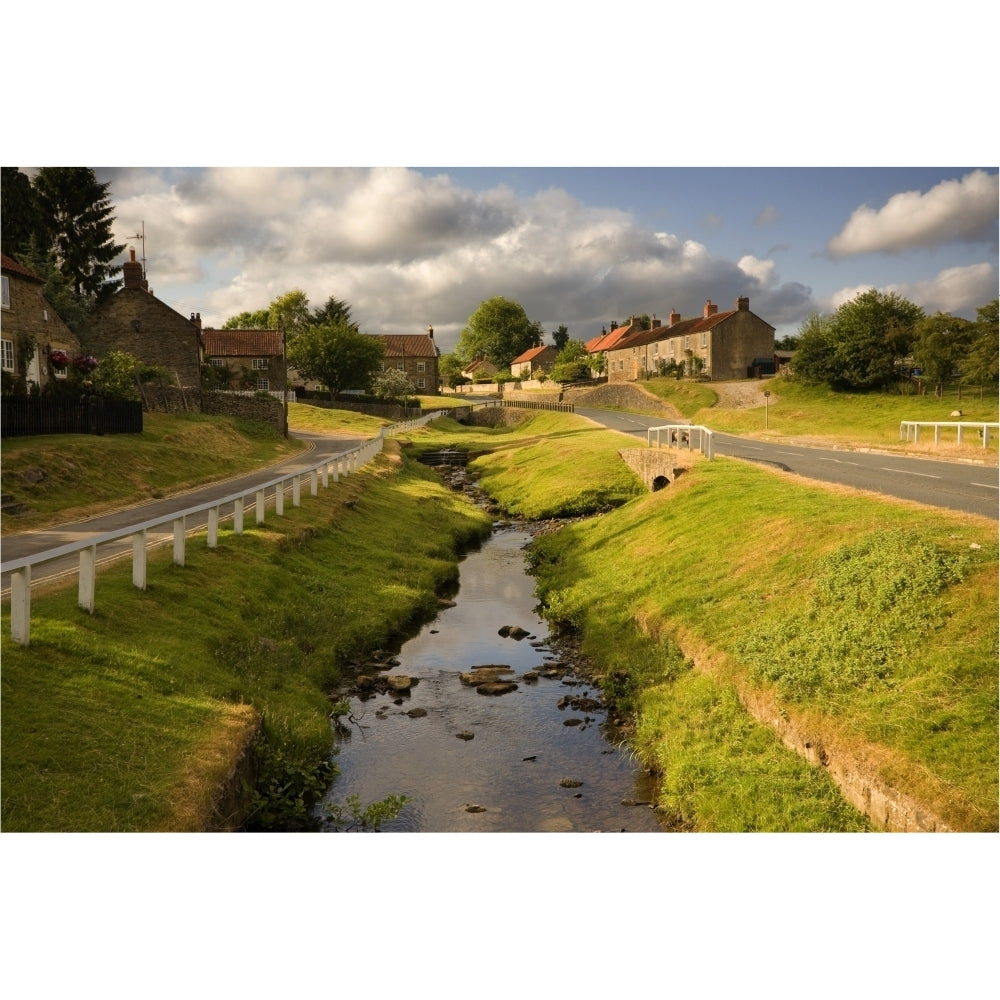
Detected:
[711,381,772,409]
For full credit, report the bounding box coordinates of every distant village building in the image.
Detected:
[370,326,441,394]
[460,357,498,382]
[87,248,202,388]
[201,327,286,393]
[1,252,80,393]
[597,298,775,382]
[510,344,557,379]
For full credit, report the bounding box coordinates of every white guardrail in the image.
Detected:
[899,420,998,447]
[2,410,450,646]
[647,424,715,460]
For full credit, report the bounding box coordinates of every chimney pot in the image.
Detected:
[704,300,718,318]
[669,309,681,327]
[737,296,750,311]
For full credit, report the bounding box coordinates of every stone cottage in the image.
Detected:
[86,248,202,388]
[604,298,775,382]
[201,327,286,393]
[510,344,557,379]
[1,252,80,393]
[371,327,440,394]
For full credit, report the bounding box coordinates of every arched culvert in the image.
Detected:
[652,475,669,492]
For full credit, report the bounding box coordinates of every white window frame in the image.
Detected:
[256,378,270,391]
[251,358,268,370]
[417,361,426,372]
[1,338,15,371]
[701,332,708,347]
[209,358,225,367]
[416,378,426,389]
[396,361,405,371]
[1,276,10,309]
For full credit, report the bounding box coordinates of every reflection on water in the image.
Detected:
[320,527,664,832]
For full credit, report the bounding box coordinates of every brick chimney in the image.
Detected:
[736,296,750,311]
[189,312,202,330]
[703,300,718,318]
[122,247,146,291]
[650,314,659,329]
[669,309,681,326]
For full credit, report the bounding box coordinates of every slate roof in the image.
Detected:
[611,310,753,352]
[202,328,283,356]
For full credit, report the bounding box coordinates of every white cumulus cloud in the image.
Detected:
[827,169,999,256]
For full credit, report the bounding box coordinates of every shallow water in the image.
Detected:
[319,526,665,832]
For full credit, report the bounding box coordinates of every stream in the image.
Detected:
[318,524,666,832]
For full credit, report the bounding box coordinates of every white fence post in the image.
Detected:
[79,545,97,613]
[10,567,31,646]
[173,516,186,566]
[292,475,301,508]
[256,490,265,524]
[207,507,219,548]
[275,481,285,516]
[233,497,244,535]
[133,530,147,590]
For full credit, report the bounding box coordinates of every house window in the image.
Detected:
[397,361,405,371]
[416,378,426,389]
[1,276,9,309]
[252,358,268,370]
[1,339,14,371]
[653,343,659,356]
[209,358,225,367]
[701,332,708,347]
[417,361,426,372]
[256,378,270,391]
[684,336,690,349]
[668,342,674,356]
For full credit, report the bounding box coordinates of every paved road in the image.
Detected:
[1,432,367,595]
[576,407,1000,520]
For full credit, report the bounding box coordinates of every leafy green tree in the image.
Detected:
[794,290,923,389]
[912,312,975,386]
[457,296,543,369]
[287,321,384,399]
[552,324,570,352]
[775,334,800,350]
[962,298,999,385]
[1,167,45,256]
[268,289,312,339]
[92,350,141,400]
[555,339,588,365]
[222,309,270,329]
[14,235,93,338]
[30,167,125,304]
[371,368,415,405]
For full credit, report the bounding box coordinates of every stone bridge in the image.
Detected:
[618,448,684,492]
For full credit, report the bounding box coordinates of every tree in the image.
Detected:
[268,289,312,339]
[311,295,358,330]
[912,312,975,386]
[93,350,141,401]
[775,334,800,350]
[222,309,270,329]
[551,324,570,352]
[287,321,384,400]
[792,290,923,390]
[962,298,999,385]
[456,296,543,369]
[30,168,125,304]
[371,368,415,405]
[1,167,44,256]
[15,234,93,338]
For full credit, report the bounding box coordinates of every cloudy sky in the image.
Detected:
[95,165,998,352]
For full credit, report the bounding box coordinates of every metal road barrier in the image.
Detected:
[2,410,448,647]
[899,420,998,448]
[647,423,715,460]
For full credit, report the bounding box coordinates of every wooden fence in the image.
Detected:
[1,396,143,437]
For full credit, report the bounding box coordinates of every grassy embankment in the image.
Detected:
[1,405,493,831]
[3,386,996,831]
[415,400,998,831]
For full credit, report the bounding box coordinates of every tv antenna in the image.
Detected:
[127,221,147,279]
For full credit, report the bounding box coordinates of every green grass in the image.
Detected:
[1,443,492,831]
[526,456,998,830]
[1,412,306,532]
[636,379,718,418]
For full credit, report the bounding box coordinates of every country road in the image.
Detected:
[576,407,1000,520]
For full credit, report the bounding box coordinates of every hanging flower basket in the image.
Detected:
[72,355,99,375]
[48,349,71,368]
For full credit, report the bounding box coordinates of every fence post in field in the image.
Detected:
[79,545,97,613]
[233,497,244,535]
[256,490,266,524]
[173,516,186,566]
[133,530,147,589]
[207,507,219,548]
[310,470,318,496]
[10,568,31,646]
[275,480,285,516]
[292,475,301,508]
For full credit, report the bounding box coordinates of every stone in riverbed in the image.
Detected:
[476,681,518,696]
[386,674,413,693]
[459,665,514,686]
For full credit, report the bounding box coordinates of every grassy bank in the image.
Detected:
[1,441,492,830]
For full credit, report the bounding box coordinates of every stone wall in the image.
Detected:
[139,384,287,434]
[618,448,685,491]
[564,382,682,418]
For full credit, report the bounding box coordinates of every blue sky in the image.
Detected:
[91,165,997,353]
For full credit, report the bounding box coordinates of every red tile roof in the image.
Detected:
[202,328,282,356]
[511,345,551,364]
[586,321,636,354]
[373,333,439,358]
[1,252,42,283]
